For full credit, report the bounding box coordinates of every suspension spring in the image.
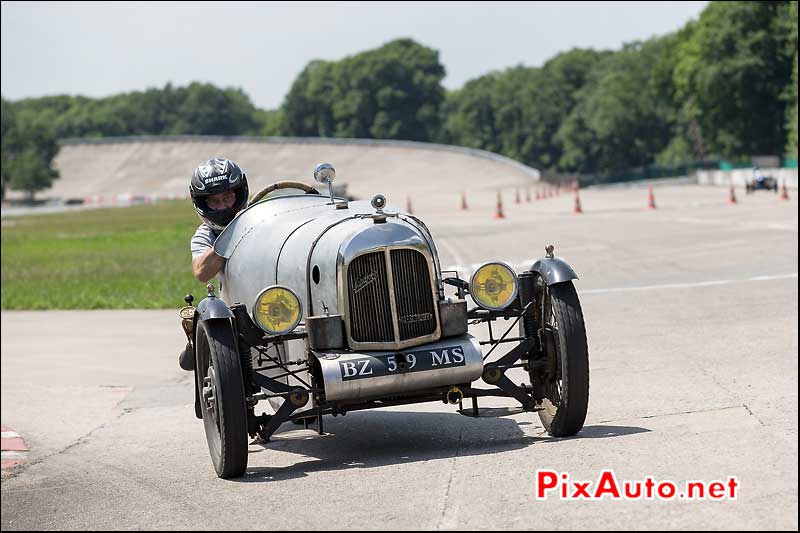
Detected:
[518,272,539,340]
[239,342,255,394]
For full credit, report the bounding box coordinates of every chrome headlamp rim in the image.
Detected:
[251,285,304,335]
[469,261,519,311]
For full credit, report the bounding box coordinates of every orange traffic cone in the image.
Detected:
[780,180,790,201]
[407,196,414,214]
[728,184,737,204]
[647,186,657,209]
[495,191,505,219]
[573,189,583,214]
[460,191,468,210]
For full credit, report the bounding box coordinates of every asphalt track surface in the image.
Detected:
[1,184,797,530]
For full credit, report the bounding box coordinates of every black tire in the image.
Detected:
[537,281,589,437]
[195,319,248,478]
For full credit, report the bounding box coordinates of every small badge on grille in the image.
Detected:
[352,271,379,294]
[399,313,433,324]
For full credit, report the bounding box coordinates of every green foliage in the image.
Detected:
[6,149,58,198]
[7,82,260,140]
[656,136,695,166]
[784,1,798,157]
[558,38,680,172]
[443,2,796,174]
[1,201,202,309]
[282,39,446,142]
[283,60,337,137]
[1,96,60,198]
[168,84,258,135]
[442,74,503,152]
[254,108,287,136]
[1,97,15,199]
[442,49,609,170]
[673,1,795,159]
[788,49,798,157]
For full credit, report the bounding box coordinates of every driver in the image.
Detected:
[189,158,249,283]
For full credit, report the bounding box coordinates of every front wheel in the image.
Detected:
[195,319,248,478]
[537,281,589,437]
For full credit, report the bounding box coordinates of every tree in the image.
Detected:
[282,39,446,142]
[169,83,258,135]
[520,48,611,169]
[788,50,798,158]
[1,97,15,201]
[441,74,502,152]
[673,1,795,159]
[283,60,337,137]
[782,1,798,157]
[442,49,607,171]
[1,101,59,201]
[6,148,58,201]
[254,108,287,136]
[557,39,678,173]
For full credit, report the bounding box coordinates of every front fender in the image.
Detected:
[191,298,234,420]
[195,295,234,322]
[530,257,579,285]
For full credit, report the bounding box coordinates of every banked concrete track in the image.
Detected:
[46,136,540,211]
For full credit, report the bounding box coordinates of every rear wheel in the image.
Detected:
[536,281,589,437]
[195,319,248,478]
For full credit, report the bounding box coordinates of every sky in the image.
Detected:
[1,1,708,110]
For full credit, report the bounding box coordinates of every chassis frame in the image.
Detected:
[186,270,560,442]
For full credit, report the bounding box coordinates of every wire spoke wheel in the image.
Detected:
[536,281,589,437]
[195,319,249,478]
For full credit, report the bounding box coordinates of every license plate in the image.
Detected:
[339,345,467,381]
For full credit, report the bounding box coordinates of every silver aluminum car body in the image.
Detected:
[213,192,462,402]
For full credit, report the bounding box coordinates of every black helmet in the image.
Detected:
[189,158,249,231]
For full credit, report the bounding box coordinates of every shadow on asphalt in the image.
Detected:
[234,411,649,483]
[572,425,651,439]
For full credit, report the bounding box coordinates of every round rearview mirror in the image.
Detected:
[313,163,336,184]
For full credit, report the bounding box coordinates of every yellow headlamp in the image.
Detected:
[252,286,303,335]
[469,262,518,311]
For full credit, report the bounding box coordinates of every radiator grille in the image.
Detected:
[347,251,393,343]
[390,249,437,340]
[346,248,438,346]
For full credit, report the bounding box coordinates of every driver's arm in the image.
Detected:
[192,248,225,283]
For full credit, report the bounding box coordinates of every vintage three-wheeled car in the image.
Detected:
[178,164,589,478]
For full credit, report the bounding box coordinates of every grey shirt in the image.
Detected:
[190,223,221,260]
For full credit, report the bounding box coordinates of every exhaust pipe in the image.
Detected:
[446,386,463,405]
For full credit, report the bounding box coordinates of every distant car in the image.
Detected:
[177,163,590,479]
[745,168,779,193]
